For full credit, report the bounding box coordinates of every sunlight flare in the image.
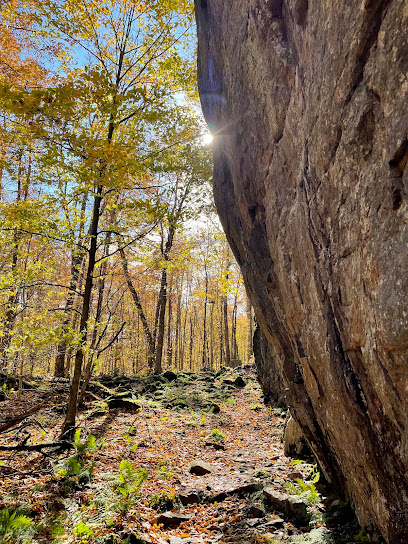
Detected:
[203,132,213,145]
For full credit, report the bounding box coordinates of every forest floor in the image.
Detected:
[0,366,369,544]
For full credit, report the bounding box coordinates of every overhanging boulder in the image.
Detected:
[195,1,408,541]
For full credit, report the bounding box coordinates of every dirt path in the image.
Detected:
[0,367,364,543]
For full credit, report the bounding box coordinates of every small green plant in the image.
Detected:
[149,490,176,510]
[155,466,173,480]
[309,464,320,484]
[0,507,34,543]
[54,430,100,494]
[209,428,226,443]
[354,529,370,543]
[73,520,94,540]
[253,533,281,543]
[1,383,9,399]
[269,407,286,417]
[285,478,320,506]
[250,403,263,411]
[288,527,331,543]
[116,460,148,511]
[254,469,271,479]
[155,459,173,480]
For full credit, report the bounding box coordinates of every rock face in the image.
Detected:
[195,1,408,542]
[283,416,311,459]
[253,324,285,406]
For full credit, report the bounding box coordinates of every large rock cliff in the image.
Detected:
[194,1,408,542]
[253,325,286,406]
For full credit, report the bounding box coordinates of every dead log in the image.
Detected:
[0,401,45,434]
[0,441,71,452]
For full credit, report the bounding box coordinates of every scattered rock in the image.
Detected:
[156,511,191,527]
[189,460,213,475]
[329,499,342,509]
[143,383,160,394]
[287,471,303,481]
[246,518,261,527]
[178,489,203,505]
[162,370,177,381]
[204,441,225,451]
[206,403,221,413]
[122,533,150,544]
[234,376,246,388]
[206,481,263,503]
[253,469,272,479]
[106,397,140,411]
[233,482,263,495]
[207,491,227,503]
[247,505,265,518]
[263,487,307,521]
[167,400,188,409]
[264,517,285,529]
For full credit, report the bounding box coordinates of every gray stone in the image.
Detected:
[106,397,140,411]
[234,376,246,388]
[247,504,266,518]
[264,518,285,529]
[263,487,307,521]
[286,471,303,481]
[162,370,177,381]
[178,489,203,505]
[189,460,213,475]
[246,518,261,527]
[283,417,311,459]
[204,441,225,451]
[156,511,190,527]
[233,482,263,495]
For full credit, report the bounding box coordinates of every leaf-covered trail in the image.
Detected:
[0,367,361,543]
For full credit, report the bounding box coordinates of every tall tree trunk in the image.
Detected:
[78,228,113,404]
[223,293,230,366]
[54,253,84,377]
[1,152,23,371]
[166,279,173,368]
[134,312,140,374]
[189,310,194,371]
[55,194,87,377]
[61,185,103,437]
[1,236,19,372]
[174,288,182,370]
[218,295,225,366]
[201,264,209,369]
[154,224,175,374]
[154,267,167,374]
[210,300,215,370]
[231,290,238,361]
[120,247,155,370]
